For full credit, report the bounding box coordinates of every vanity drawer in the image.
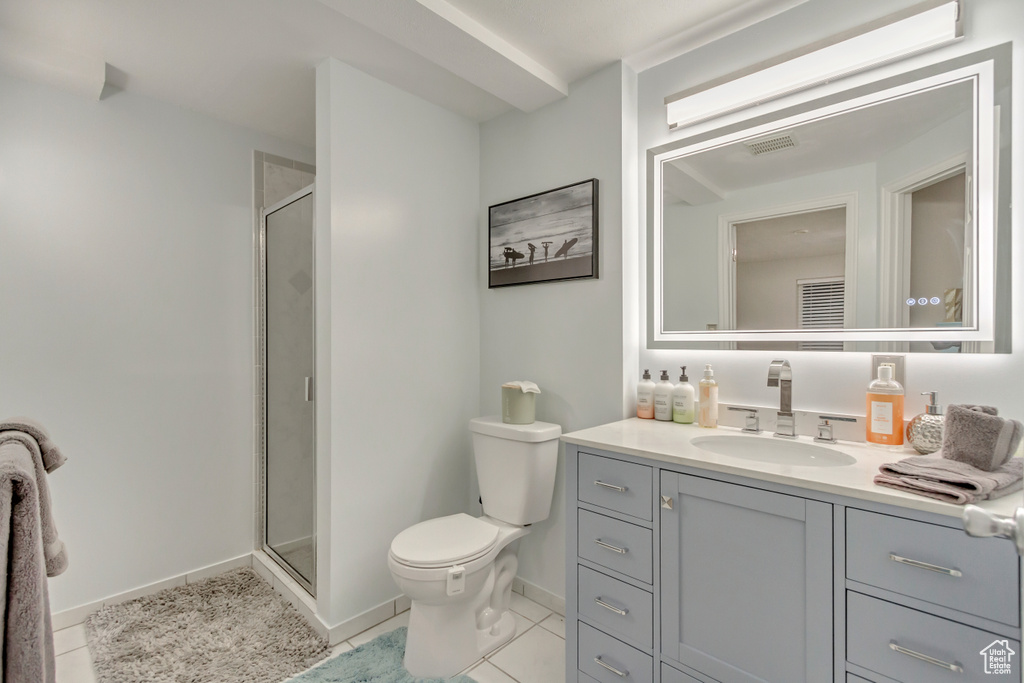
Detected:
[578,453,652,520]
[578,510,653,583]
[847,591,1020,682]
[578,622,653,683]
[846,509,1019,626]
[578,565,653,647]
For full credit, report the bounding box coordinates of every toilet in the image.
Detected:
[387,416,561,678]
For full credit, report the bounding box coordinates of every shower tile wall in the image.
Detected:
[252,151,315,551]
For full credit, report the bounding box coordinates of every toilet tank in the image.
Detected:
[469,416,561,526]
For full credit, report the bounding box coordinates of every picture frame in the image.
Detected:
[488,179,598,288]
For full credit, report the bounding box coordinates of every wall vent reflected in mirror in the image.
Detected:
[648,47,1011,353]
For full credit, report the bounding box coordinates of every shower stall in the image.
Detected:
[259,184,316,594]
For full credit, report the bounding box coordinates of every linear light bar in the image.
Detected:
[665,0,962,130]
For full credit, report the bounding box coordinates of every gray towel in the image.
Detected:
[0,432,67,578]
[0,441,58,683]
[874,454,1023,505]
[943,404,1023,471]
[0,417,66,473]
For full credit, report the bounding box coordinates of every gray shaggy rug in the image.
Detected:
[86,567,329,683]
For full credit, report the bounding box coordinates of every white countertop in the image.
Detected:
[562,418,1022,520]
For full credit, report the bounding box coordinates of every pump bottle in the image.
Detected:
[637,370,655,419]
[866,363,904,448]
[698,364,719,428]
[672,367,695,424]
[654,370,674,421]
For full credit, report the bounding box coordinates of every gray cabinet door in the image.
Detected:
[660,471,833,683]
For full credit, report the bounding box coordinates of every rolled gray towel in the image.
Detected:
[942,404,1023,471]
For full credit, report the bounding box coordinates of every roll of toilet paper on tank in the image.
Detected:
[501,382,539,424]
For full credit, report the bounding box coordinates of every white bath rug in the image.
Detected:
[86,567,329,683]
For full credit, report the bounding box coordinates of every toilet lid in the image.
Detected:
[390,513,499,568]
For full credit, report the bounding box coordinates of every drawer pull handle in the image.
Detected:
[889,554,963,577]
[889,641,964,673]
[594,597,629,616]
[594,656,628,677]
[594,539,628,554]
[595,480,627,493]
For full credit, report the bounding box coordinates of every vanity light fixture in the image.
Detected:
[665,0,963,130]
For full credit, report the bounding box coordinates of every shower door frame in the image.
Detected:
[257,184,317,596]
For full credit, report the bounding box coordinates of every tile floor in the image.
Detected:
[54,591,565,683]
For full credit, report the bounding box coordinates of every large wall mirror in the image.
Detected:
[648,47,1011,353]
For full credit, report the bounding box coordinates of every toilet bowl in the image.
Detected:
[387,417,560,678]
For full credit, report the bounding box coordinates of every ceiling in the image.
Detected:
[0,0,810,147]
[736,207,846,262]
[665,78,973,203]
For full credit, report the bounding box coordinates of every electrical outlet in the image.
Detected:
[871,354,906,387]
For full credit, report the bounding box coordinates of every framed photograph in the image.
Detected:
[488,179,598,288]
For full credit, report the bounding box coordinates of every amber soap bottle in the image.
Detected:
[866,364,904,447]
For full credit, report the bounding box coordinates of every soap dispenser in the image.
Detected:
[637,370,655,419]
[866,363,904,448]
[672,367,696,424]
[906,391,945,454]
[698,364,718,428]
[654,371,674,421]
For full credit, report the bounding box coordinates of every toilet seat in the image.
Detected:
[390,513,499,568]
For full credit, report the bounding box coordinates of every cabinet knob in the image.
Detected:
[661,495,673,509]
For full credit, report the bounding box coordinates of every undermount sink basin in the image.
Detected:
[691,434,857,468]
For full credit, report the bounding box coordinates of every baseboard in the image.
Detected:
[50,554,253,631]
[512,576,566,617]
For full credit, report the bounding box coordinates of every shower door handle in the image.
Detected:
[304,377,313,402]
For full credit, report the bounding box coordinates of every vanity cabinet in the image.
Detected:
[565,438,1022,683]
[660,472,833,683]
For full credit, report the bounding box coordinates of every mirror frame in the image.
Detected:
[647,49,1007,350]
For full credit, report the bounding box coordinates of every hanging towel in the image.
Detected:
[0,438,59,683]
[874,454,1023,505]
[0,417,66,473]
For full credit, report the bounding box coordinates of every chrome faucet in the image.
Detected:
[767,360,796,439]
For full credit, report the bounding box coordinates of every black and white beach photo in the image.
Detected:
[488,179,598,287]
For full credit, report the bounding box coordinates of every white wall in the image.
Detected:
[478,62,636,600]
[0,73,313,612]
[662,163,875,330]
[737,253,845,330]
[314,58,481,627]
[639,0,1024,421]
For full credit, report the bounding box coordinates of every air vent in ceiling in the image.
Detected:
[745,134,797,156]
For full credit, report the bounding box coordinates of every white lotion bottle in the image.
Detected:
[672,366,696,424]
[698,363,718,428]
[637,370,655,419]
[654,370,674,421]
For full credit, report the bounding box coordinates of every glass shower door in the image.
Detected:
[262,186,315,593]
